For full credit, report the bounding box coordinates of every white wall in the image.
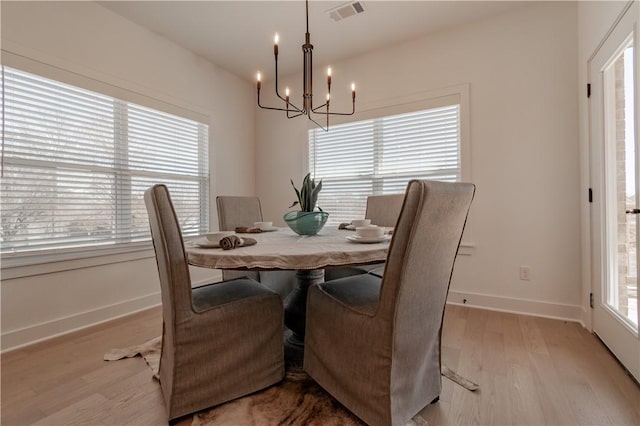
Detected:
[3,0,624,351]
[257,2,583,320]
[577,0,635,329]
[0,1,254,350]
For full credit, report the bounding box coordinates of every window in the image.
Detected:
[309,104,460,226]
[1,66,209,255]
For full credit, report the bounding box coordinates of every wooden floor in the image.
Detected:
[2,305,639,425]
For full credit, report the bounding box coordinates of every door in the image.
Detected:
[590,1,640,381]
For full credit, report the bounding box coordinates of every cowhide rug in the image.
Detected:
[105,337,477,425]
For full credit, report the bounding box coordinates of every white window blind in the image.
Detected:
[1,66,209,255]
[309,105,460,226]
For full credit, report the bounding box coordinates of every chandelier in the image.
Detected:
[256,0,356,131]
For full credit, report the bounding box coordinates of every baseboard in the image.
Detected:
[447,290,583,323]
[1,292,161,353]
[580,306,592,331]
[2,280,584,352]
[1,267,223,353]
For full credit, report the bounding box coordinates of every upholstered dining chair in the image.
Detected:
[215,196,261,282]
[362,193,405,277]
[216,195,264,234]
[304,180,475,426]
[326,193,405,280]
[145,185,284,422]
[365,193,405,227]
[216,195,296,300]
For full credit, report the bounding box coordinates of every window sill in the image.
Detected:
[1,243,156,280]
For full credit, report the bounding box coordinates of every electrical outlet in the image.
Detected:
[519,266,531,281]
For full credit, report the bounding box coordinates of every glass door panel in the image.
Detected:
[604,41,638,328]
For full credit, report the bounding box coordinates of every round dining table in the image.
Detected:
[186,226,390,364]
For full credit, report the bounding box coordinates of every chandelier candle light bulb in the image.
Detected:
[255,0,356,131]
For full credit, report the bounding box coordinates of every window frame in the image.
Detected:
[0,58,213,272]
[307,84,470,224]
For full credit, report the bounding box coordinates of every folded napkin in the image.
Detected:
[235,226,263,234]
[220,235,257,250]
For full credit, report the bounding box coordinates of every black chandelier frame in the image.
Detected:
[257,0,356,131]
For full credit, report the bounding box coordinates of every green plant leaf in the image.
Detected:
[312,180,322,197]
[289,173,322,212]
[310,179,322,212]
[290,179,302,207]
[307,187,313,211]
[303,187,309,210]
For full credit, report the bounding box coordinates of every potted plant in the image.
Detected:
[283,173,329,235]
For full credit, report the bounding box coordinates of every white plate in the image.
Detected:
[259,227,278,232]
[194,238,221,248]
[346,235,391,244]
[206,231,233,241]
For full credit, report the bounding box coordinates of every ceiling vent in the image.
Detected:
[327,1,365,22]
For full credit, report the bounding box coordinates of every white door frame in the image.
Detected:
[588,0,640,382]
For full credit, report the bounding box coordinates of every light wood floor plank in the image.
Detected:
[519,315,550,356]
[32,394,111,426]
[506,363,547,425]
[2,305,639,425]
[501,311,532,369]
[527,352,579,426]
[477,370,511,426]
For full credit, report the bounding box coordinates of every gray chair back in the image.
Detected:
[217,196,263,230]
[216,195,262,282]
[144,184,193,417]
[380,180,474,418]
[144,184,193,320]
[365,194,404,227]
[380,181,474,319]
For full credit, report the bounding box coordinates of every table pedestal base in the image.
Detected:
[283,269,324,366]
[283,329,304,368]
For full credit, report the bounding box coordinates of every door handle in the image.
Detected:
[625,209,640,214]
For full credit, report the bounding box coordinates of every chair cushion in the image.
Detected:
[367,264,386,278]
[317,273,381,316]
[192,277,277,313]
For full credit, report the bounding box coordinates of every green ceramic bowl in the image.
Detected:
[283,211,329,236]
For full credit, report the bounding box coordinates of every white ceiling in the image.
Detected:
[100,1,528,82]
